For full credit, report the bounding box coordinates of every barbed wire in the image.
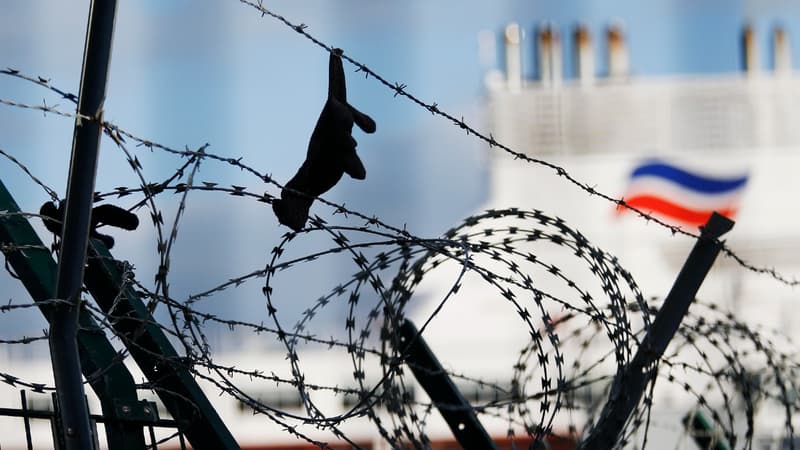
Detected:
[2,67,798,290]
[232,2,800,289]
[1,30,799,450]
[0,148,59,202]
[3,180,800,448]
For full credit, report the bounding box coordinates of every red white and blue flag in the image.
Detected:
[617,159,749,227]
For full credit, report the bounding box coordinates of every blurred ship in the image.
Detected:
[3,18,800,450]
[466,20,800,449]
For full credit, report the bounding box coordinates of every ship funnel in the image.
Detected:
[606,23,629,79]
[742,24,760,75]
[773,25,791,75]
[536,23,562,85]
[574,23,595,85]
[504,23,523,91]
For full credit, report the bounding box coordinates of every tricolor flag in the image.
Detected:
[617,159,749,227]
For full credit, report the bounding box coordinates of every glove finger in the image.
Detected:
[348,104,376,134]
[90,231,115,249]
[342,150,366,180]
[92,204,139,230]
[328,49,347,102]
[39,201,63,235]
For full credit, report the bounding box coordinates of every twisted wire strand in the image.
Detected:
[1,38,799,449]
[231,3,800,288]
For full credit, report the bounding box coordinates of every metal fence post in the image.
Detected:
[1,178,152,449]
[21,391,34,450]
[399,319,499,450]
[84,242,241,449]
[577,212,734,449]
[49,1,117,449]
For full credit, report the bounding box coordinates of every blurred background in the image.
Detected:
[5,2,800,448]
[2,0,800,348]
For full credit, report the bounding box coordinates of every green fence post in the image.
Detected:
[0,179,151,449]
